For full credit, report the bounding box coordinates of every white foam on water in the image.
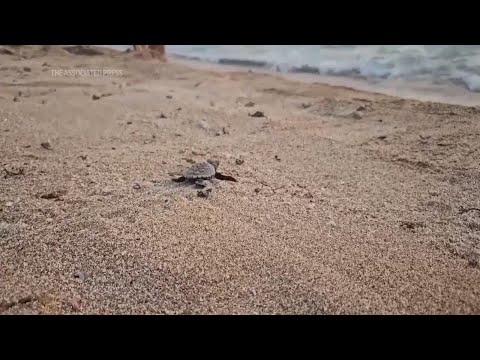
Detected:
[462,73,480,91]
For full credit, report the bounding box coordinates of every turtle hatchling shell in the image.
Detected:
[184,161,216,180]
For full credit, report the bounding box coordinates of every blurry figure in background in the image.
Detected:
[132,45,166,61]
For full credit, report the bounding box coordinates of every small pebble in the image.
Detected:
[249,111,265,118]
[352,112,362,120]
[101,187,114,196]
[236,158,245,165]
[46,218,53,223]
[70,299,81,312]
[5,201,13,207]
[133,183,141,190]
[0,221,9,231]
[41,141,52,150]
[197,120,210,131]
[73,271,87,282]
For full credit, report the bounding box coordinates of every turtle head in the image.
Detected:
[207,159,220,170]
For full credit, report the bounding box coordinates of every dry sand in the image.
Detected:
[0,45,479,314]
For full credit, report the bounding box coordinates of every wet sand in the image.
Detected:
[0,45,479,314]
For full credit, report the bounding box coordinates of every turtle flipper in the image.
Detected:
[215,172,237,182]
[172,176,187,183]
[195,179,212,188]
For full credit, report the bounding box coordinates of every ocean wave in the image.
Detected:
[166,45,480,93]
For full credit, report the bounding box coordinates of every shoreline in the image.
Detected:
[169,55,480,107]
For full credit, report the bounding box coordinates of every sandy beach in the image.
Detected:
[0,45,479,314]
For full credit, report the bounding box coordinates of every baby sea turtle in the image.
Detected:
[186,159,218,179]
[172,159,237,187]
[172,159,218,188]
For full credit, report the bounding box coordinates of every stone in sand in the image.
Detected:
[41,141,52,150]
[249,111,265,118]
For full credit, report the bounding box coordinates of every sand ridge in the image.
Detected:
[0,46,479,314]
